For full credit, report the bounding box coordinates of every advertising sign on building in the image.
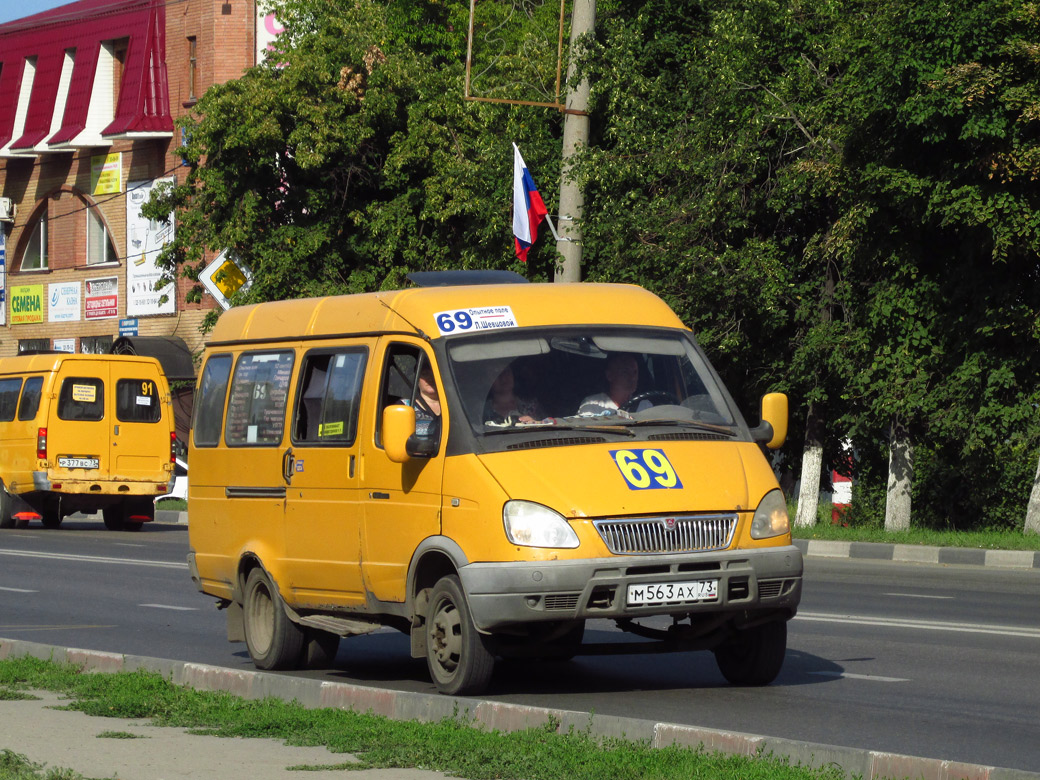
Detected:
[0,230,6,326]
[91,152,123,195]
[119,318,138,336]
[85,277,118,320]
[52,338,76,353]
[10,284,44,325]
[126,178,176,316]
[48,281,81,322]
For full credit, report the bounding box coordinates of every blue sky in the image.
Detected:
[0,0,70,25]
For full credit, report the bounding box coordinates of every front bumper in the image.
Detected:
[459,545,802,632]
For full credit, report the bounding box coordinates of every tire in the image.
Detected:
[425,575,495,695]
[102,505,125,531]
[713,620,787,686]
[0,484,14,529]
[300,628,340,669]
[40,512,62,530]
[243,568,304,671]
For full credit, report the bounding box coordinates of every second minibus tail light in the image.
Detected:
[36,427,47,460]
[170,432,177,463]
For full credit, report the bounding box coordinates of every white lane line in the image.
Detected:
[139,604,197,611]
[796,611,1040,639]
[809,671,909,682]
[0,586,38,593]
[0,548,187,570]
[884,592,954,600]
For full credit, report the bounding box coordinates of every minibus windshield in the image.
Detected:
[446,328,740,437]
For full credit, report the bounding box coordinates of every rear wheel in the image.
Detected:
[425,575,494,695]
[102,506,125,531]
[0,486,13,529]
[713,620,787,686]
[40,512,62,530]
[243,568,304,670]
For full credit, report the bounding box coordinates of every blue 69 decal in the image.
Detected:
[609,449,683,490]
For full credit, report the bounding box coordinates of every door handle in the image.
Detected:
[282,447,295,484]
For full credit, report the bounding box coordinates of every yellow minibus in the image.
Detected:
[188,274,801,694]
[0,353,177,531]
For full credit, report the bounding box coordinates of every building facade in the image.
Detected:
[0,0,264,371]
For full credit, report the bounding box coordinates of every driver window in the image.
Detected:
[377,344,441,444]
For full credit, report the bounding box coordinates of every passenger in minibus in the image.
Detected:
[483,364,545,425]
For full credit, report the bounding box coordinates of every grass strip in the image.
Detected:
[0,656,853,780]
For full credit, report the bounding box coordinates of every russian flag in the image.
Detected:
[512,143,548,263]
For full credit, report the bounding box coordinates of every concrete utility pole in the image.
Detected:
[555,0,594,283]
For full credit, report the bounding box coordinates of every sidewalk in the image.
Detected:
[1,688,453,780]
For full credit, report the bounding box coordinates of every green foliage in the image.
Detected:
[147,0,1040,530]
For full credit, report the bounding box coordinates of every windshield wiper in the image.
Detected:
[621,419,738,437]
[482,422,636,437]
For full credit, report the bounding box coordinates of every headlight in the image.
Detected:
[750,489,790,539]
[503,500,579,549]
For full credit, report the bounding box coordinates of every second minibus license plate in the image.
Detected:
[627,579,718,606]
[58,457,99,469]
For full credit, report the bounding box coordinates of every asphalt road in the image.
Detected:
[1,516,1038,773]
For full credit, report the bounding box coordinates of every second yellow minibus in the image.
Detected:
[0,353,177,531]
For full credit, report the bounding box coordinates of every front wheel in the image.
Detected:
[713,620,787,686]
[243,568,304,671]
[425,575,495,695]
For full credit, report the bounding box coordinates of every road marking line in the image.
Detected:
[808,671,909,682]
[883,593,954,599]
[0,586,37,593]
[0,625,116,631]
[0,548,187,569]
[139,604,197,611]
[796,611,1040,639]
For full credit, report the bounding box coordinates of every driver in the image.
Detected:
[577,352,651,415]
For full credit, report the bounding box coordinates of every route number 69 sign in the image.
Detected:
[434,306,518,335]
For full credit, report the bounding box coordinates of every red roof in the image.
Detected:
[0,0,172,150]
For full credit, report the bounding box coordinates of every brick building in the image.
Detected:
[0,0,267,372]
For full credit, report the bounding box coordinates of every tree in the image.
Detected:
[145,0,564,326]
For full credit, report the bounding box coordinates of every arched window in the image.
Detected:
[21,214,48,271]
[87,206,117,265]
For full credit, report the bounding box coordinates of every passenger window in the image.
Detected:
[225,351,294,446]
[116,379,162,423]
[17,376,43,421]
[193,354,232,447]
[58,377,105,421]
[292,350,367,445]
[0,378,22,422]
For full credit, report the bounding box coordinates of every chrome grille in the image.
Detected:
[593,514,736,555]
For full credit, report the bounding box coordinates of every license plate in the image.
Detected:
[58,457,99,469]
[627,579,718,606]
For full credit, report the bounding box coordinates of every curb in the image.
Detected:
[0,638,1035,780]
[794,539,1040,570]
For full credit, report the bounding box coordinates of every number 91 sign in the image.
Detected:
[610,449,683,490]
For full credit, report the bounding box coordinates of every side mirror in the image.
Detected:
[382,404,415,463]
[750,392,788,450]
